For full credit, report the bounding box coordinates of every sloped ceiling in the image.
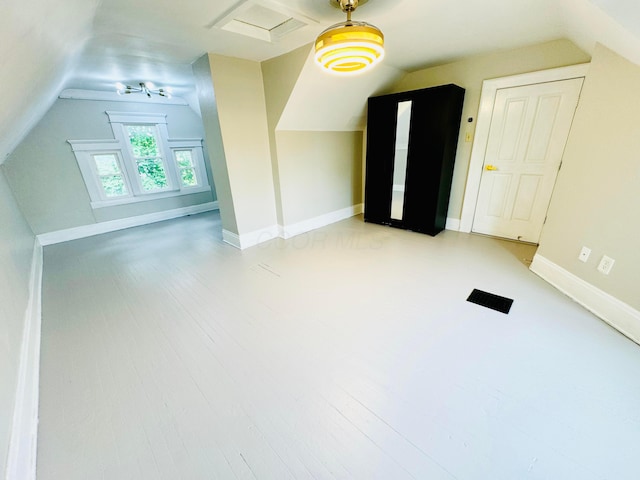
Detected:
[561,0,640,65]
[0,0,100,163]
[277,49,405,132]
[2,0,640,163]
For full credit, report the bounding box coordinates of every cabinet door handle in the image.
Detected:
[485,164,498,171]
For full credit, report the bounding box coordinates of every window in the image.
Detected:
[92,153,130,198]
[69,112,210,208]
[175,150,198,187]
[125,124,169,192]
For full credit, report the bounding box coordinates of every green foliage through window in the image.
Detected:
[126,125,160,157]
[175,150,198,187]
[180,168,197,186]
[137,159,168,191]
[93,153,128,197]
[126,125,168,190]
[100,175,128,197]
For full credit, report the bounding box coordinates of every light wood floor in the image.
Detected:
[38,212,640,479]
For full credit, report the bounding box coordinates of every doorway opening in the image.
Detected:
[459,64,589,243]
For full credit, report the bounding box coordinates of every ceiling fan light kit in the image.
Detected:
[314,0,384,75]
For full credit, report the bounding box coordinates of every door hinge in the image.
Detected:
[558,162,563,171]
[543,215,547,224]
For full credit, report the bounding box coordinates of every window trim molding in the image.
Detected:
[89,184,212,208]
[69,111,210,209]
[106,111,168,125]
[68,139,134,204]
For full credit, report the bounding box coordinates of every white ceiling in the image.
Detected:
[2,0,640,162]
[68,0,568,96]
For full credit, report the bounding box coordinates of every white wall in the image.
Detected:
[0,169,36,475]
[3,98,215,235]
[0,1,98,163]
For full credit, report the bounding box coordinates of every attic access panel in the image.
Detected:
[209,0,315,43]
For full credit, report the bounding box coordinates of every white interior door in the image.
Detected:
[472,78,583,243]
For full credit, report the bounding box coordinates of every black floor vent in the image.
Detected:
[467,289,513,314]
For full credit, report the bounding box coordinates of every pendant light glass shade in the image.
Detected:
[314,20,384,75]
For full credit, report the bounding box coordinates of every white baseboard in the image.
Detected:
[445,217,461,231]
[223,225,280,250]
[37,201,218,246]
[222,204,364,250]
[530,254,640,345]
[280,203,364,240]
[222,229,241,249]
[6,240,43,480]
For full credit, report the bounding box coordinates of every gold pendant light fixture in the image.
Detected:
[314,0,384,75]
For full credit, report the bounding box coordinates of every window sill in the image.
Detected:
[90,185,211,209]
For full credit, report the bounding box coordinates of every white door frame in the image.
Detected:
[459,63,591,233]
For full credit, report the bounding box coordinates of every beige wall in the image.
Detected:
[276,131,363,226]
[208,54,278,235]
[261,44,310,225]
[3,98,215,235]
[537,44,640,310]
[262,47,365,229]
[193,54,238,234]
[390,39,591,220]
[0,169,35,474]
[197,40,591,245]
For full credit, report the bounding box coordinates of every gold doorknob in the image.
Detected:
[485,164,498,171]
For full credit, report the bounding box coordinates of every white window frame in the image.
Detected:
[68,140,135,205]
[121,123,175,195]
[167,139,208,192]
[68,111,210,209]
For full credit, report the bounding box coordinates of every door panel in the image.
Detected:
[526,95,561,163]
[512,174,541,221]
[498,98,527,161]
[487,174,512,217]
[472,78,583,242]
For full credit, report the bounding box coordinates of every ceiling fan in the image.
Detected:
[313,0,385,75]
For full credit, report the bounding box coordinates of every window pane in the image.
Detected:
[180,168,198,187]
[127,125,160,157]
[175,150,194,168]
[93,154,121,175]
[100,175,128,197]
[137,158,168,191]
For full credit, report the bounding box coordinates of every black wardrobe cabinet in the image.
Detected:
[364,84,465,236]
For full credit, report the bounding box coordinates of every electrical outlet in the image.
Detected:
[578,246,591,263]
[597,255,615,275]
